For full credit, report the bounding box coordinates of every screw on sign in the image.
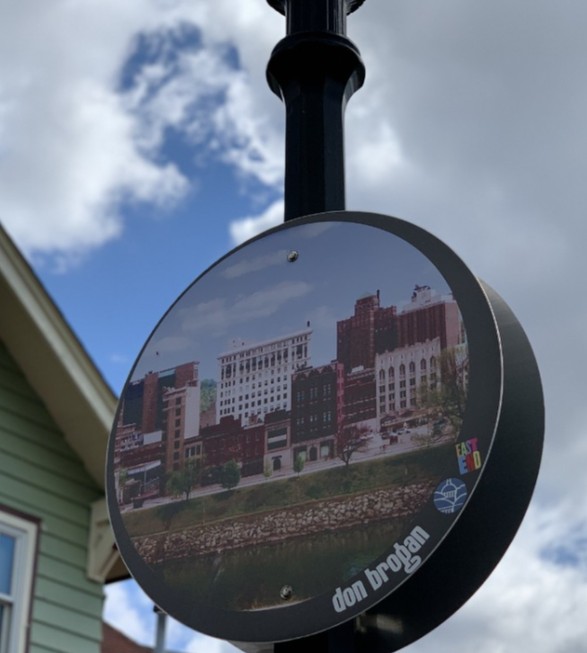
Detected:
[105,1,543,652]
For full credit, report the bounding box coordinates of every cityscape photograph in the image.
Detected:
[111,221,469,610]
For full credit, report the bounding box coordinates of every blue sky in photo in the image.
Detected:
[131,220,452,382]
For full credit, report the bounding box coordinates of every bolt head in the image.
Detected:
[280,585,294,600]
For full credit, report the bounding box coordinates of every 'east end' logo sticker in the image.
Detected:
[456,438,482,474]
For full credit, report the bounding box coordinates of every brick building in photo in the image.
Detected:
[264,409,292,473]
[113,362,200,499]
[200,416,265,480]
[336,291,397,372]
[397,284,462,350]
[291,361,345,462]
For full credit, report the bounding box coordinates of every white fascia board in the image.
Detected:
[0,226,117,489]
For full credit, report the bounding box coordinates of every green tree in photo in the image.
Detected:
[293,453,305,476]
[416,346,468,446]
[221,459,241,491]
[438,347,468,432]
[167,459,199,502]
[263,460,273,480]
[336,422,369,468]
[117,467,128,504]
[200,379,217,413]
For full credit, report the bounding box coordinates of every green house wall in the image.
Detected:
[0,340,105,653]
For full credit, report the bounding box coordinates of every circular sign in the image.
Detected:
[106,211,543,647]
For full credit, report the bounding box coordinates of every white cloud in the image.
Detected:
[222,249,289,279]
[0,0,284,267]
[229,200,284,245]
[121,31,283,187]
[179,280,311,335]
[103,580,155,646]
[185,632,241,653]
[211,71,283,187]
[346,102,405,192]
[232,280,310,320]
[164,615,241,653]
[178,297,230,334]
[0,1,190,266]
[406,503,587,653]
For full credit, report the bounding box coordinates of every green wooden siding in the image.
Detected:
[0,340,105,653]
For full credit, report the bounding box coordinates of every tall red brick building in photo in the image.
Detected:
[397,285,461,350]
[336,291,397,372]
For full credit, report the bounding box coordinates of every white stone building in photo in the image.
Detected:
[217,328,312,424]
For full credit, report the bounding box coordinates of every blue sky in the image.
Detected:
[2,1,587,652]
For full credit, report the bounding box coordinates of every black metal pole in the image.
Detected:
[266,0,366,221]
[267,2,367,650]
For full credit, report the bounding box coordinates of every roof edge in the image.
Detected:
[0,224,117,489]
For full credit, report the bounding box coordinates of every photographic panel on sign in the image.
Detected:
[106,211,505,643]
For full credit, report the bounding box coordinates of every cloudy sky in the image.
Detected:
[2,0,587,651]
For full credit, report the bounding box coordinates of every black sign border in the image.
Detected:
[106,210,542,645]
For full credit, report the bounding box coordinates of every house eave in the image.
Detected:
[0,226,117,489]
[0,227,128,582]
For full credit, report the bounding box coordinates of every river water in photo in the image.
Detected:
[152,516,412,610]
